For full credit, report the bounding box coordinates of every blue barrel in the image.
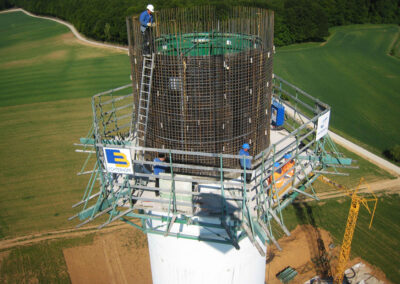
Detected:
[271,101,285,127]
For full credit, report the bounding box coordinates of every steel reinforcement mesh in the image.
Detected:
[127,6,274,170]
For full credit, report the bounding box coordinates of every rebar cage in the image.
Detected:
[126,7,274,169]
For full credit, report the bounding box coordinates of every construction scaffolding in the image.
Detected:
[71,72,352,254]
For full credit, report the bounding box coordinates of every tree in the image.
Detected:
[284,0,329,43]
[274,14,294,46]
[5,0,400,46]
[0,0,13,10]
[104,23,111,42]
[383,144,400,162]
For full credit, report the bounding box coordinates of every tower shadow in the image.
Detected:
[293,202,332,279]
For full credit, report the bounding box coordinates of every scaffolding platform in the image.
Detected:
[72,74,350,253]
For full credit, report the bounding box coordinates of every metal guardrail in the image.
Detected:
[72,75,348,252]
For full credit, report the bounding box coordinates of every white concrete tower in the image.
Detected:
[147,214,266,284]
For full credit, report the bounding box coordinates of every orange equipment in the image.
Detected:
[282,159,295,177]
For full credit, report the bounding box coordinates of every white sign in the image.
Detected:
[103,147,133,174]
[316,110,330,141]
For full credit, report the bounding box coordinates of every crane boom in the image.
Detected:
[334,195,360,284]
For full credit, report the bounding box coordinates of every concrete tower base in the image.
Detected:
[146,215,266,284]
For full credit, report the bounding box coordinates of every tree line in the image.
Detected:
[1,0,399,46]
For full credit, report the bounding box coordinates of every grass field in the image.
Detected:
[0,98,94,237]
[0,11,131,107]
[0,234,95,283]
[0,11,130,238]
[281,194,400,283]
[274,24,400,157]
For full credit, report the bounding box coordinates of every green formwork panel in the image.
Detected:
[155,32,261,56]
[276,267,298,283]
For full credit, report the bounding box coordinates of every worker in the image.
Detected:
[139,4,155,55]
[282,153,295,177]
[267,162,284,198]
[153,153,167,196]
[239,143,252,184]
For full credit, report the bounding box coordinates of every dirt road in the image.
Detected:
[298,177,400,203]
[0,223,129,251]
[329,131,400,177]
[0,8,128,52]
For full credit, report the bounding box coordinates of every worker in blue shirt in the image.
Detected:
[153,153,167,196]
[239,143,252,183]
[139,4,155,55]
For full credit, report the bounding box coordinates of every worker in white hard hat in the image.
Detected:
[139,4,155,55]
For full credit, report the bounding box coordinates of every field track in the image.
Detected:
[0,223,129,250]
[329,131,400,176]
[299,177,400,202]
[1,8,399,176]
[0,8,129,52]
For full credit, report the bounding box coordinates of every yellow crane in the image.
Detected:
[318,176,378,284]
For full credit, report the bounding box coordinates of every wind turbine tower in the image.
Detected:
[72,6,351,284]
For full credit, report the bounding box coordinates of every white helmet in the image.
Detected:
[147,4,154,13]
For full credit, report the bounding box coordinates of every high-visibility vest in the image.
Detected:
[268,164,294,199]
[282,160,295,177]
[268,171,285,196]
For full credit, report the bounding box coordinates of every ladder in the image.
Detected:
[136,54,155,148]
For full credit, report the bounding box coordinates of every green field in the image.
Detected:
[0,11,131,107]
[0,234,95,283]
[0,11,130,238]
[275,25,400,156]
